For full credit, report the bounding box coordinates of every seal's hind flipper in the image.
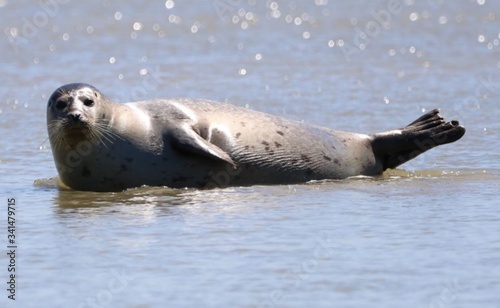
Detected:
[371,109,466,170]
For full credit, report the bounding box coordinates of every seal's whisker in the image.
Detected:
[92,127,113,149]
[88,128,109,149]
[91,122,123,148]
[39,136,49,147]
[47,120,66,149]
[38,136,50,152]
[95,122,124,140]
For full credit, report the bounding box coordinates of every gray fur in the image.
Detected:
[47,83,465,192]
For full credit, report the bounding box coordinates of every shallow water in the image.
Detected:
[1,1,500,307]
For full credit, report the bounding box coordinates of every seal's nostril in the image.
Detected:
[69,113,81,122]
[451,120,459,126]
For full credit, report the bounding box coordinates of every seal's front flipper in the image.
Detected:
[170,125,237,168]
[371,109,466,170]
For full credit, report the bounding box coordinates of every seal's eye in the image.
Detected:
[55,100,67,110]
[83,99,94,107]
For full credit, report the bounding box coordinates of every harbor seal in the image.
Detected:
[47,83,466,192]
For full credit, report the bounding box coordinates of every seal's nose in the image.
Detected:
[68,113,82,122]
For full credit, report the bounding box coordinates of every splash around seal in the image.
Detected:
[46,83,466,192]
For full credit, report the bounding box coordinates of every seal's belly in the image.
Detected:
[55,141,229,191]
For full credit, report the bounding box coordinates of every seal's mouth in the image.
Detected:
[64,126,90,138]
[48,116,121,150]
[64,120,88,130]
[65,112,87,125]
[62,120,94,141]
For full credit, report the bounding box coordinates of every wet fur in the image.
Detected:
[47,83,466,192]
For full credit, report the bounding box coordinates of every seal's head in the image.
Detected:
[47,83,115,149]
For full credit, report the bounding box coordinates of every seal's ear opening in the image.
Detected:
[371,109,466,170]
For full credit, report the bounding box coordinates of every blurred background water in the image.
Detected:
[0,0,499,307]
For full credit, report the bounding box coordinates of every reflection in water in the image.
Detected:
[33,167,497,210]
[52,186,184,209]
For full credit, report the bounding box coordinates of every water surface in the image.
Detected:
[1,1,499,307]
